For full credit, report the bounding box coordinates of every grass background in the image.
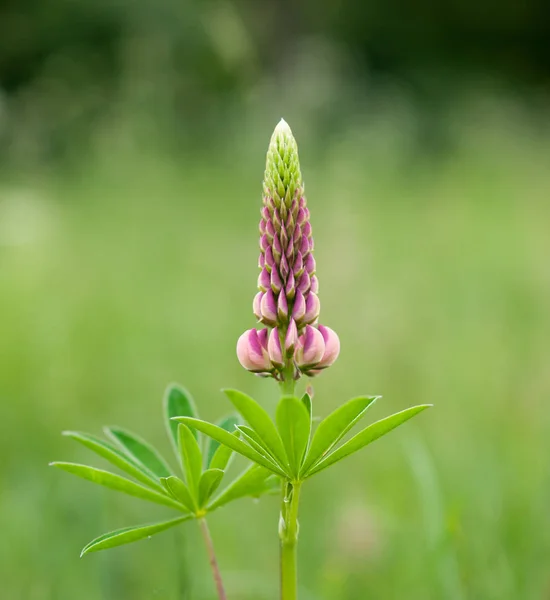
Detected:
[1,103,550,599]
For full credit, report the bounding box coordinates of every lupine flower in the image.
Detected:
[237,119,340,381]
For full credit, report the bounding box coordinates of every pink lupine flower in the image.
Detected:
[237,120,340,381]
[236,328,272,373]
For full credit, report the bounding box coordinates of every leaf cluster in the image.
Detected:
[51,384,277,556]
[174,389,431,483]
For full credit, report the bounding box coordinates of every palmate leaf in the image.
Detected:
[80,515,192,556]
[172,417,286,477]
[50,462,186,511]
[105,427,172,478]
[276,396,310,477]
[206,415,240,468]
[306,405,432,477]
[207,465,277,511]
[177,424,202,496]
[164,384,199,451]
[223,389,289,471]
[198,468,224,507]
[300,396,379,476]
[62,431,165,492]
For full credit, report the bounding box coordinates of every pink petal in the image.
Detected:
[316,325,340,369]
[260,290,277,324]
[236,329,271,372]
[268,329,284,368]
[295,325,325,368]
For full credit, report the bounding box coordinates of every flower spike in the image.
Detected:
[236,120,340,382]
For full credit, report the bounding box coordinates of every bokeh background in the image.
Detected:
[1,1,550,598]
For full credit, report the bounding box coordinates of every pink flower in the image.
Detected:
[236,329,272,373]
[295,324,340,374]
[295,325,325,369]
[315,325,340,369]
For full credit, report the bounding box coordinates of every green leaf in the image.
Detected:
[178,424,203,496]
[223,389,289,470]
[80,515,191,556]
[209,431,239,472]
[62,431,165,492]
[236,425,280,465]
[172,417,286,477]
[208,465,277,511]
[301,396,378,476]
[104,427,172,478]
[50,462,185,511]
[164,384,199,454]
[198,468,224,507]
[301,393,312,420]
[206,415,240,467]
[307,405,432,476]
[160,476,196,512]
[276,396,311,477]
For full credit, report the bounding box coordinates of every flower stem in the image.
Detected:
[280,480,302,600]
[198,517,227,600]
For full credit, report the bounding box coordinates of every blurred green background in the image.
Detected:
[1,1,550,598]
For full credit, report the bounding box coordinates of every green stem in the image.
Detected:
[280,480,302,600]
[198,518,227,600]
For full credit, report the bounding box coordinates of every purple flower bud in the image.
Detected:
[285,271,296,300]
[280,254,290,279]
[258,268,270,292]
[253,292,263,320]
[291,290,306,322]
[267,329,284,368]
[265,247,275,271]
[271,268,283,294]
[295,325,325,369]
[237,328,272,373]
[293,252,304,277]
[277,292,289,322]
[315,325,340,369]
[304,253,316,275]
[310,275,319,294]
[303,292,320,325]
[285,319,298,358]
[265,219,275,240]
[297,271,311,294]
[273,210,282,233]
[273,235,282,263]
[260,290,277,324]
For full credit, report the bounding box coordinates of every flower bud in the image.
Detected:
[316,325,340,369]
[303,292,320,325]
[291,290,306,322]
[237,329,272,373]
[260,290,277,324]
[277,292,289,322]
[268,329,284,368]
[295,325,325,369]
[285,319,298,358]
[253,292,263,320]
[258,268,270,292]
